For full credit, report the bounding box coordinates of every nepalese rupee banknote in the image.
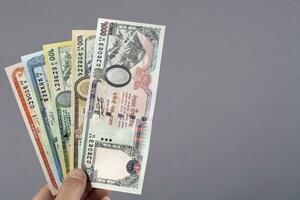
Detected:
[80,19,165,194]
[43,41,72,172]
[5,63,62,195]
[71,30,96,169]
[22,51,68,178]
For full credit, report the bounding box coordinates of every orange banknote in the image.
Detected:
[6,63,61,194]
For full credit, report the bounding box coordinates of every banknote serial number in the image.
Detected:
[48,49,61,91]
[95,22,108,69]
[85,133,95,165]
[35,72,49,102]
[20,80,35,109]
[76,35,84,77]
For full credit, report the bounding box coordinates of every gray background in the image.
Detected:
[0,0,299,199]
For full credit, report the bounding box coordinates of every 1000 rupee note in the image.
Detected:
[80,19,165,194]
[71,30,96,168]
[43,41,72,172]
[6,63,62,194]
[22,51,67,178]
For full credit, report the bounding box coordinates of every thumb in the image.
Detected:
[55,169,87,200]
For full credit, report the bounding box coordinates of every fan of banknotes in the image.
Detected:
[5,18,165,195]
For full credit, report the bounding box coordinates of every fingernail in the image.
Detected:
[101,196,111,200]
[68,169,86,180]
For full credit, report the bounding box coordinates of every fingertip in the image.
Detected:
[68,168,86,181]
[55,169,87,200]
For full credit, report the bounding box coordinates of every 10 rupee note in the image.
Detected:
[22,51,67,178]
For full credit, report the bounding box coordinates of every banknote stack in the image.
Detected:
[5,18,165,195]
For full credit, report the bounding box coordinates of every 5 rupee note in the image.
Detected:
[6,63,61,195]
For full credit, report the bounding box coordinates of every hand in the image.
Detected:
[33,169,110,200]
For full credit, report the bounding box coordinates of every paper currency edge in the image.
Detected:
[5,63,59,195]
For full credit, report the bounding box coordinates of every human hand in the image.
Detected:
[33,169,110,200]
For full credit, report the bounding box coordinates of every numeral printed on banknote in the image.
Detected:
[6,63,61,194]
[80,19,165,194]
[43,41,73,172]
[22,51,67,178]
[71,30,96,168]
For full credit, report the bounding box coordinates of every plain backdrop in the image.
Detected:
[0,0,300,199]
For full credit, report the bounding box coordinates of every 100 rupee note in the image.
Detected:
[71,30,96,168]
[6,63,61,194]
[80,19,165,194]
[43,41,73,172]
